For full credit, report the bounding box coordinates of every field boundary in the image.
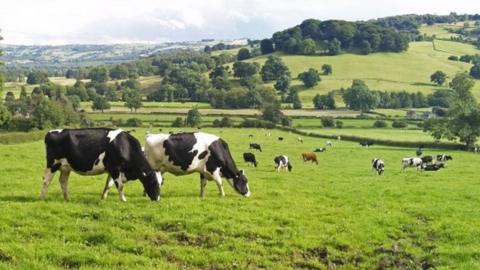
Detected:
[278,126,465,150]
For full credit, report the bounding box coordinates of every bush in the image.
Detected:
[281,116,292,127]
[321,117,335,128]
[239,119,275,129]
[335,120,343,129]
[125,118,143,127]
[171,117,184,127]
[213,116,234,127]
[392,120,407,128]
[448,55,459,61]
[373,120,388,128]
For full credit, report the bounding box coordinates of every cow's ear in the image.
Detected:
[239,169,245,175]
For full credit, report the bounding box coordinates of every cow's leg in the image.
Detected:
[59,170,71,201]
[111,173,127,202]
[101,175,114,199]
[200,174,207,198]
[40,167,58,199]
[212,170,225,197]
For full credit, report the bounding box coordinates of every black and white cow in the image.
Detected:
[144,132,250,198]
[436,154,453,162]
[326,141,333,147]
[41,128,160,202]
[372,158,385,175]
[423,163,444,171]
[314,147,326,152]
[243,152,258,167]
[278,137,284,141]
[249,143,262,152]
[421,155,434,164]
[274,155,292,172]
[401,157,423,172]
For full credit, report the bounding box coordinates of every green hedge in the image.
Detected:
[278,127,464,150]
[0,130,45,144]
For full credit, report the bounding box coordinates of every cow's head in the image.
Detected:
[231,170,250,197]
[287,162,293,172]
[378,163,385,175]
[140,171,160,201]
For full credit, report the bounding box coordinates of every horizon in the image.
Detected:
[0,0,478,45]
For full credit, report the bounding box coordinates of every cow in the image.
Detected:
[249,143,262,152]
[372,158,385,175]
[40,128,160,202]
[265,132,271,137]
[326,141,333,147]
[401,157,423,172]
[301,152,318,165]
[421,155,434,164]
[474,146,480,153]
[278,137,284,141]
[243,152,258,167]
[248,134,254,139]
[436,154,453,162]
[360,141,374,147]
[423,163,444,171]
[144,132,250,198]
[274,155,292,172]
[314,147,326,152]
[297,137,303,143]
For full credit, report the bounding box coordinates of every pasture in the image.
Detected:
[0,127,479,269]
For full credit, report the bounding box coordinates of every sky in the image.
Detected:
[0,0,478,45]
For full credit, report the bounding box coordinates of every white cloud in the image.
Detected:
[0,0,478,45]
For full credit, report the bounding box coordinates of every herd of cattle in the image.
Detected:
[40,128,454,202]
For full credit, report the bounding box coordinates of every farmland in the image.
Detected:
[0,127,479,269]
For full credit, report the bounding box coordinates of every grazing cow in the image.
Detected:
[314,147,326,152]
[41,128,160,202]
[436,154,453,162]
[474,146,480,153]
[423,163,444,171]
[248,134,254,139]
[265,132,271,137]
[372,158,385,175]
[274,155,292,172]
[326,141,333,147]
[360,141,374,147]
[278,137,284,141]
[421,155,434,164]
[249,143,262,152]
[144,132,250,198]
[243,152,258,167]
[297,137,303,143]
[401,157,423,172]
[302,152,318,164]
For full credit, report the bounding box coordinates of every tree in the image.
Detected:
[237,48,251,61]
[274,75,291,93]
[298,68,321,88]
[327,38,342,55]
[109,65,129,80]
[470,64,480,79]
[431,70,447,85]
[26,71,49,85]
[342,80,378,111]
[148,83,176,102]
[185,107,202,127]
[313,93,336,109]
[260,39,275,54]
[233,62,258,78]
[91,95,110,113]
[322,64,333,75]
[88,66,109,83]
[123,89,142,112]
[424,73,480,148]
[301,38,316,55]
[262,102,284,124]
[321,117,335,127]
[260,56,290,81]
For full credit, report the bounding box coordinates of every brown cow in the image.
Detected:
[302,152,318,164]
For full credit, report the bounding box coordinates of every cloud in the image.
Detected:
[0,0,478,45]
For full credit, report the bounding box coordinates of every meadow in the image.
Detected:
[0,127,479,269]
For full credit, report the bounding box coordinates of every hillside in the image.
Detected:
[247,39,479,106]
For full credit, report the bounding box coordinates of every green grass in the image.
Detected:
[247,40,480,103]
[0,127,479,268]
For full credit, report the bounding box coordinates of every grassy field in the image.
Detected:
[247,40,480,103]
[0,127,479,269]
